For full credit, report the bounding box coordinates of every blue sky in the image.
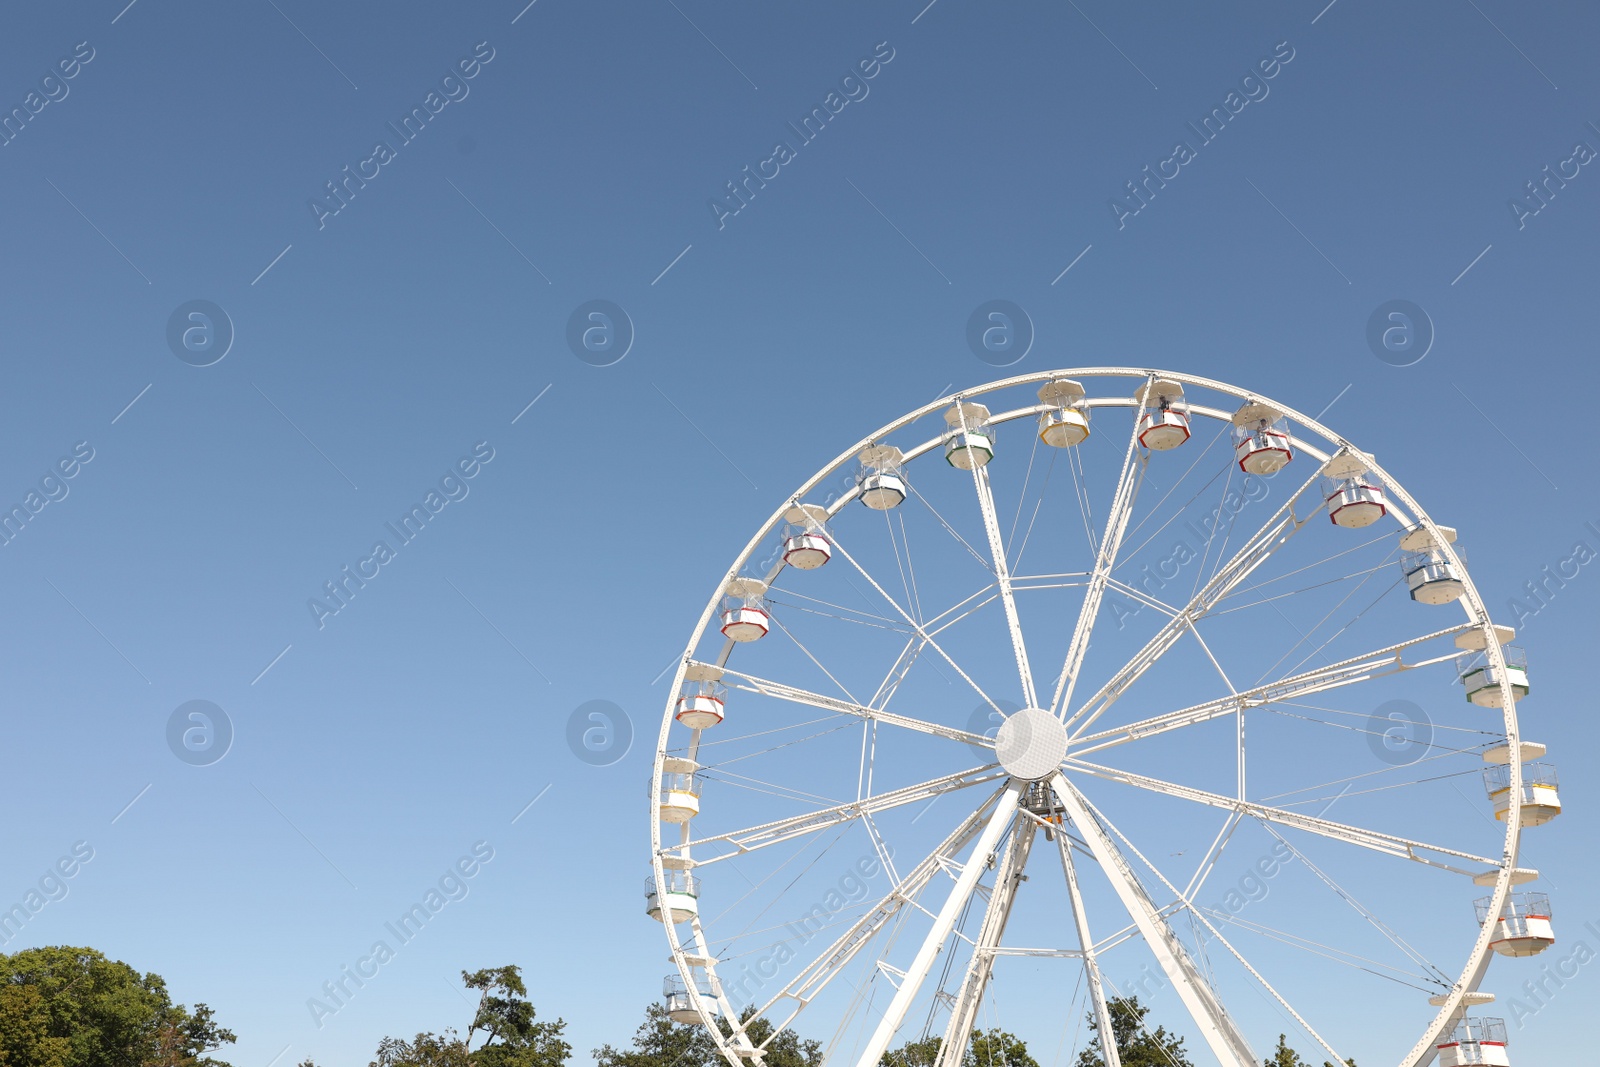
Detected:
[0,0,1597,1064]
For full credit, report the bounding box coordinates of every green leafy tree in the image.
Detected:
[370,966,568,1067]
[595,1003,818,1067]
[1262,1034,1355,1067]
[882,1030,1036,1067]
[1074,997,1191,1067]
[0,945,234,1067]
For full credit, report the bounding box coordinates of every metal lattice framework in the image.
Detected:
[648,369,1535,1067]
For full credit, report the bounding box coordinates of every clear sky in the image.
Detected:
[0,1,1596,1065]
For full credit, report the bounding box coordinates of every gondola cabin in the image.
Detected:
[1134,378,1190,451]
[1323,455,1387,528]
[1399,523,1465,605]
[1437,1018,1511,1067]
[1037,379,1091,447]
[720,577,770,642]
[1483,761,1561,827]
[1231,400,1294,474]
[944,402,995,470]
[1458,645,1529,708]
[857,444,908,510]
[1477,892,1555,957]
[676,663,727,729]
[664,973,718,1025]
[781,503,832,570]
[646,870,700,924]
[659,756,702,823]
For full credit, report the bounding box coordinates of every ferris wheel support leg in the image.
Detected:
[1049,773,1257,1067]
[851,781,1025,1067]
[933,817,1037,1067]
[1054,813,1122,1067]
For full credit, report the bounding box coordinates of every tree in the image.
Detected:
[595,1003,819,1067]
[1265,1035,1309,1067]
[370,966,568,1067]
[1074,997,1192,1067]
[883,1030,1037,1067]
[1261,1034,1356,1067]
[0,945,235,1067]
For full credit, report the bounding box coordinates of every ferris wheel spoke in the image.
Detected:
[1045,804,1123,1067]
[1047,396,1147,719]
[1069,781,1353,1067]
[676,765,1008,864]
[850,781,1025,1067]
[934,815,1036,1067]
[1063,459,1329,736]
[828,534,1007,715]
[718,666,996,749]
[1064,759,1499,870]
[1069,624,1472,756]
[740,785,1012,1049]
[960,416,1039,707]
[1048,773,1259,1067]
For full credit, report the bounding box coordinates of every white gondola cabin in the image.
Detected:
[1134,379,1190,451]
[857,444,908,510]
[1458,645,1529,707]
[1323,455,1387,528]
[1477,892,1555,957]
[720,577,770,642]
[1437,1017,1511,1067]
[1231,400,1293,475]
[1038,379,1091,447]
[945,402,995,470]
[781,503,832,570]
[676,663,727,729]
[659,756,702,823]
[1399,524,1465,605]
[646,870,701,924]
[1483,761,1561,827]
[664,972,719,1025]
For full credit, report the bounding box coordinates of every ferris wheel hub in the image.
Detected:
[994,707,1069,781]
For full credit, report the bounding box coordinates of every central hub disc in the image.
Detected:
[994,707,1068,781]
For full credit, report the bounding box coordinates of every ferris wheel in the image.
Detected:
[647,370,1559,1067]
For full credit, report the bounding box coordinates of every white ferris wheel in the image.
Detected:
[647,370,1560,1067]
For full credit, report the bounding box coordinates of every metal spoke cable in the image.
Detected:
[1272,766,1485,809]
[1005,425,1043,554]
[692,712,841,751]
[767,588,906,628]
[1009,449,1059,572]
[1201,908,1442,993]
[770,612,864,708]
[1276,700,1497,737]
[897,508,927,624]
[1260,825,1452,985]
[705,822,848,933]
[1277,573,1406,682]
[1115,425,1229,565]
[907,481,995,574]
[700,768,842,807]
[1259,747,1481,804]
[701,722,857,769]
[1203,560,1402,618]
[766,596,913,633]
[1211,527,1395,601]
[1249,557,1396,687]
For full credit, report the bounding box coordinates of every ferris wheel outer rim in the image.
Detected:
[646,367,1526,1067]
